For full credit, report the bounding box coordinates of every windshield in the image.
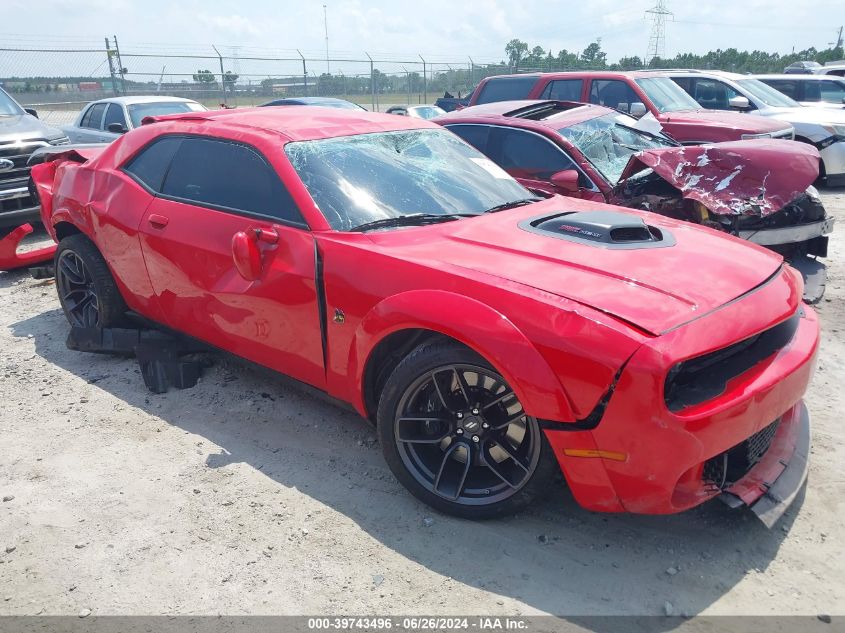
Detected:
[636,77,702,112]
[127,101,205,127]
[408,106,446,120]
[0,88,25,116]
[559,113,673,184]
[736,79,801,108]
[285,128,530,231]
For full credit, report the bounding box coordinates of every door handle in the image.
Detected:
[148,214,170,228]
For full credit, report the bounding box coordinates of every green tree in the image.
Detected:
[192,70,216,83]
[505,39,529,70]
[580,40,607,68]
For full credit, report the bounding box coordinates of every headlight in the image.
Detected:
[48,136,71,146]
[741,132,773,140]
[805,185,821,203]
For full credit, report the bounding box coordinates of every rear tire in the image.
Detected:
[54,234,126,328]
[377,340,558,519]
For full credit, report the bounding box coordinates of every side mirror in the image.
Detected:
[232,231,263,281]
[107,122,128,134]
[550,169,581,194]
[24,108,38,118]
[629,102,647,118]
[729,96,751,110]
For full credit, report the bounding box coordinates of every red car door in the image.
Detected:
[136,135,325,389]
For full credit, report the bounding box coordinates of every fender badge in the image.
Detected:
[333,308,345,324]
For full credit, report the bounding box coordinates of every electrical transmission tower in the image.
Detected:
[645,0,672,64]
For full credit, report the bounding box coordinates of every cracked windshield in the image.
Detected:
[557,113,673,184]
[285,128,529,230]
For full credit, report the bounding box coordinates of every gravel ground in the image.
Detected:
[1,189,843,618]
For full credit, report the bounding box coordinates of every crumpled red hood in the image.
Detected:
[618,140,821,216]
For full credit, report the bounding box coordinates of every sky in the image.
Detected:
[2,0,843,79]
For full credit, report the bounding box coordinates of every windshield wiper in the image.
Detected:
[483,197,542,214]
[350,213,477,233]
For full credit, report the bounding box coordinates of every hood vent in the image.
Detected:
[519,210,676,250]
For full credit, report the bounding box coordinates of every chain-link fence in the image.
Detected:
[1,38,610,125]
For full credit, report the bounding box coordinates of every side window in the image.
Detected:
[689,79,739,110]
[819,80,845,104]
[490,128,578,181]
[539,79,583,101]
[588,80,642,113]
[123,136,183,192]
[445,124,491,155]
[475,76,538,105]
[103,103,128,130]
[81,103,107,129]
[764,80,799,100]
[162,137,304,225]
[672,77,694,94]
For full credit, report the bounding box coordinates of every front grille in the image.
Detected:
[703,418,781,491]
[664,310,800,412]
[0,140,48,214]
[772,128,795,140]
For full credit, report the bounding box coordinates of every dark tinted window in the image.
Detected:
[162,137,303,225]
[762,79,799,100]
[445,124,491,154]
[491,128,577,181]
[123,136,183,192]
[695,78,742,110]
[539,79,583,101]
[81,103,107,129]
[475,76,538,105]
[103,103,127,130]
[819,80,845,103]
[588,80,641,113]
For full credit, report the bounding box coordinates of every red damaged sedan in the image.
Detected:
[31,107,817,523]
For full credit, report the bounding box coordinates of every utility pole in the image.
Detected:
[645,0,672,65]
[113,35,127,95]
[835,26,844,50]
[323,5,330,74]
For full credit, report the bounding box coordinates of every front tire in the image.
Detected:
[54,234,126,328]
[377,340,558,519]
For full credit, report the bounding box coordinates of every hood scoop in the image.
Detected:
[519,210,676,249]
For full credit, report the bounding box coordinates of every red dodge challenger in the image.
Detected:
[30,107,817,523]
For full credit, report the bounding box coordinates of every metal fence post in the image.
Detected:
[419,55,427,104]
[365,52,375,111]
[105,38,119,96]
[468,57,474,93]
[297,49,307,96]
[113,35,127,95]
[211,45,227,105]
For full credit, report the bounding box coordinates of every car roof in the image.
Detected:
[754,73,844,81]
[660,69,746,80]
[87,95,200,106]
[480,70,668,82]
[437,100,612,130]
[144,105,438,142]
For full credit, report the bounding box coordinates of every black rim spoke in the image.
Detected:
[57,251,98,328]
[434,441,472,500]
[394,362,541,506]
[396,417,450,444]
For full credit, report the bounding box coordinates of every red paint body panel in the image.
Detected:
[0,224,55,270]
[466,71,792,143]
[29,107,819,518]
[619,141,821,216]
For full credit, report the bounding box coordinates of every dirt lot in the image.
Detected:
[1,190,843,619]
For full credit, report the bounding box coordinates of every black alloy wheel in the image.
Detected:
[378,341,556,518]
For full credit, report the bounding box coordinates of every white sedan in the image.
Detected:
[63,96,206,143]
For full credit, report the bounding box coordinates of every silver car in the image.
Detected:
[63,96,206,143]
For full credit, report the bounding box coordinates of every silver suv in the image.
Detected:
[0,87,69,236]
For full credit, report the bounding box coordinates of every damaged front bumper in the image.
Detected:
[719,401,810,528]
[737,216,834,249]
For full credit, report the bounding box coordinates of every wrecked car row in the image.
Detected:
[438,100,833,301]
[23,105,818,525]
